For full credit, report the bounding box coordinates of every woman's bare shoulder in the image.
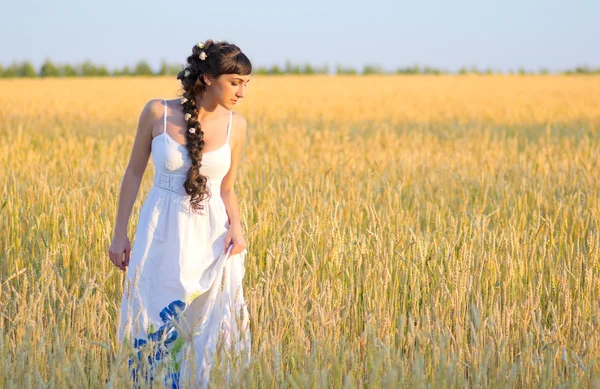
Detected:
[230,112,248,149]
[232,112,247,133]
[140,98,166,121]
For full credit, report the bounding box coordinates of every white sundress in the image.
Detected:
[117,99,251,388]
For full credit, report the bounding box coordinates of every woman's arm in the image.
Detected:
[220,112,247,227]
[109,99,162,270]
[113,99,162,235]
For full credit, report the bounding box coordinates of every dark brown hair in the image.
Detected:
[176,40,252,213]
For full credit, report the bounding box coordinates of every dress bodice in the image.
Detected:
[150,100,233,195]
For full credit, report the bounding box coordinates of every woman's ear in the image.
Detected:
[203,75,212,86]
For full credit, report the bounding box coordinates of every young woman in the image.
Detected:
[108,40,252,387]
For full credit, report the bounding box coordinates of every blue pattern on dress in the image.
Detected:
[128,300,187,389]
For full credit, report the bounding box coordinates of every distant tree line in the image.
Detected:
[0,59,182,78]
[1,58,599,77]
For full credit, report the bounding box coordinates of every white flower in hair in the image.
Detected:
[199,51,207,61]
[189,127,196,134]
[181,97,188,104]
[184,70,190,77]
[197,42,205,49]
[184,113,191,121]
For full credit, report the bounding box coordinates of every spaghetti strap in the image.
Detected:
[163,100,168,134]
[225,111,232,144]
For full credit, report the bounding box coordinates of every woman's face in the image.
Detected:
[211,73,251,109]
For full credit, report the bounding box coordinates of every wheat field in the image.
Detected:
[0,75,599,388]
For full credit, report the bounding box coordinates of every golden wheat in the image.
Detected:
[0,75,599,388]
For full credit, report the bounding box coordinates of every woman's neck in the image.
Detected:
[195,95,222,121]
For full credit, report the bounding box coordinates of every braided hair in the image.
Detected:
[176,40,252,213]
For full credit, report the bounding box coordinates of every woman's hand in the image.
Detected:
[224,223,247,257]
[109,234,131,271]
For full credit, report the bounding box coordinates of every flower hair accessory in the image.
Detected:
[189,127,196,134]
[181,97,188,104]
[184,70,190,77]
[184,113,191,121]
[199,51,207,61]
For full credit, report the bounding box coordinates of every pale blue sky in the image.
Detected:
[0,0,597,72]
